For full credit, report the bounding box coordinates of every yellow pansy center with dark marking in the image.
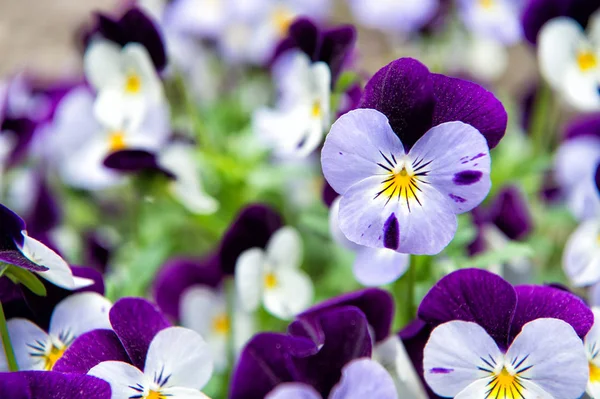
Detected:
[43,344,66,371]
[272,7,294,36]
[311,100,322,118]
[146,390,165,399]
[486,367,524,399]
[125,72,142,94]
[264,272,278,289]
[479,0,494,9]
[577,50,598,72]
[212,313,230,335]
[108,131,127,152]
[590,362,600,383]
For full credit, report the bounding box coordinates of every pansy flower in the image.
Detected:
[0,371,111,399]
[1,292,111,371]
[554,114,600,220]
[457,0,525,45]
[235,226,313,319]
[563,219,600,287]
[348,0,439,34]
[265,358,398,399]
[254,49,331,158]
[0,203,92,290]
[585,307,600,397]
[538,10,600,111]
[418,268,592,398]
[54,297,214,399]
[322,58,506,255]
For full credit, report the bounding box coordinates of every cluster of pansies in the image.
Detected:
[3,0,600,398]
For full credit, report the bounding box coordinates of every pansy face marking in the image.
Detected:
[375,151,430,210]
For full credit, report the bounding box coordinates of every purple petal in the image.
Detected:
[488,186,532,241]
[109,297,171,369]
[359,58,435,150]
[296,288,394,343]
[218,204,283,275]
[337,83,362,118]
[53,329,130,374]
[152,255,223,321]
[0,276,23,303]
[103,150,175,178]
[289,307,373,397]
[92,7,167,71]
[1,117,36,167]
[322,180,339,208]
[417,268,517,348]
[0,371,111,399]
[522,0,599,44]
[83,231,113,273]
[430,74,507,150]
[0,204,48,272]
[25,175,61,240]
[563,113,600,141]
[230,333,318,399]
[509,285,594,343]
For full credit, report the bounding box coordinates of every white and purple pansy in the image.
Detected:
[0,203,93,290]
[322,58,507,255]
[457,0,525,45]
[418,268,593,398]
[0,292,111,371]
[52,297,213,399]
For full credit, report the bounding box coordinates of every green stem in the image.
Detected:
[393,259,417,330]
[0,298,18,371]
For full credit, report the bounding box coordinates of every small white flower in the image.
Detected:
[235,226,313,320]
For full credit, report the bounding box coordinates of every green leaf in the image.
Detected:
[469,242,534,269]
[5,266,47,297]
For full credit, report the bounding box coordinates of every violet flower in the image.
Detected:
[418,268,592,398]
[0,371,110,399]
[321,57,507,255]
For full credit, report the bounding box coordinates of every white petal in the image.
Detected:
[94,88,144,131]
[555,136,600,191]
[144,327,213,390]
[538,17,585,90]
[266,227,303,269]
[563,63,600,111]
[373,336,428,399]
[7,318,49,370]
[353,247,410,286]
[84,39,123,90]
[586,308,600,398]
[423,321,503,397]
[563,219,600,286]
[329,197,362,251]
[19,234,93,290]
[506,318,588,399]
[330,358,398,399]
[88,360,149,399]
[122,43,163,101]
[49,292,112,340]
[263,268,313,320]
[160,387,212,399]
[266,383,322,399]
[235,248,266,312]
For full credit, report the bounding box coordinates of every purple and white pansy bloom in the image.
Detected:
[585,307,600,397]
[254,50,330,158]
[0,203,93,290]
[419,268,592,398]
[457,0,525,45]
[235,226,313,319]
[265,358,398,399]
[563,219,600,287]
[321,57,506,255]
[538,11,600,111]
[1,292,111,371]
[348,0,439,34]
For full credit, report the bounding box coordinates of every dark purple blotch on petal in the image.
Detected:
[430,367,453,374]
[296,288,394,343]
[103,150,175,178]
[453,170,482,186]
[449,194,467,203]
[152,254,223,321]
[90,7,167,71]
[418,268,517,348]
[509,285,594,343]
[383,213,400,250]
[54,329,130,374]
[218,204,283,275]
[109,297,171,370]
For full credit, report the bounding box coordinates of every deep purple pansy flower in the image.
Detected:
[85,7,167,72]
[272,18,356,86]
[0,371,111,399]
[230,306,372,399]
[0,203,93,290]
[322,58,506,255]
[522,0,600,45]
[218,204,284,275]
[418,268,592,398]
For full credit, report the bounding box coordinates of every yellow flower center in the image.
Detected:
[264,272,278,289]
[108,131,127,152]
[272,7,294,36]
[577,50,598,72]
[486,367,523,399]
[378,167,420,206]
[479,0,494,9]
[43,344,66,371]
[125,72,142,94]
[212,313,230,335]
[146,390,164,399]
[590,362,600,383]
[311,100,322,118]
